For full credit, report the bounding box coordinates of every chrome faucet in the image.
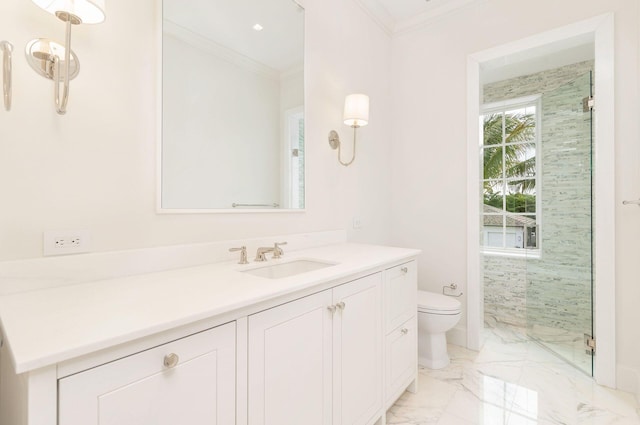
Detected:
[272,241,287,259]
[229,246,248,264]
[254,241,288,262]
[254,246,275,262]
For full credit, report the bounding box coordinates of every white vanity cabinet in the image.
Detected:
[0,241,420,425]
[248,273,383,425]
[58,322,236,425]
[382,261,418,409]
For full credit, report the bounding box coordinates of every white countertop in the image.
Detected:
[0,243,419,374]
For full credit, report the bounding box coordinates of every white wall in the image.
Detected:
[389,0,640,391]
[280,69,305,114]
[0,0,392,261]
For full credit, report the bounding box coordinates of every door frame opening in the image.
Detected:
[465,14,615,387]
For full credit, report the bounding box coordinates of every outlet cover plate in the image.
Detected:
[43,230,91,256]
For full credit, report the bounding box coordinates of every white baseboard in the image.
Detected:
[616,364,640,402]
[447,325,467,348]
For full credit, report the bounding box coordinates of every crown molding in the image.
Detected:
[351,0,395,36]
[163,19,280,81]
[394,0,479,35]
[352,0,482,37]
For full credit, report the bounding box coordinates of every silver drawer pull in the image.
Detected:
[164,353,179,368]
[336,301,346,311]
[401,267,408,274]
[401,328,409,335]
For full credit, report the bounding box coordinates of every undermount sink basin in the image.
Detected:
[242,259,337,279]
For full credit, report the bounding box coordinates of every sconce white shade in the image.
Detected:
[343,93,369,127]
[32,0,106,24]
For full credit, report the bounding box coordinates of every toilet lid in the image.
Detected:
[417,290,461,313]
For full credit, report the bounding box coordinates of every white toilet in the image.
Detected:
[417,290,462,369]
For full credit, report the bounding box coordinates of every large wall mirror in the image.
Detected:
[160,0,305,211]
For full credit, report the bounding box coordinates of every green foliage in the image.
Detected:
[483,112,537,195]
[484,192,536,213]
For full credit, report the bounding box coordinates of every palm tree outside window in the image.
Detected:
[481,95,540,253]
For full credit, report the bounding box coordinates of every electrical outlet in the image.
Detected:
[352,216,363,230]
[44,231,91,256]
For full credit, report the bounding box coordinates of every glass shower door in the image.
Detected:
[525,72,593,375]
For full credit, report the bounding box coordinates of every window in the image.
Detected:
[481,95,540,255]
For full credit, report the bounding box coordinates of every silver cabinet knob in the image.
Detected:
[401,328,409,335]
[401,267,408,274]
[336,301,346,311]
[327,305,337,314]
[164,353,179,368]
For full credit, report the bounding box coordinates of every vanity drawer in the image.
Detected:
[58,322,236,425]
[384,316,417,409]
[384,260,417,333]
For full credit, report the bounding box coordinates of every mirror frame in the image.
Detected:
[155,0,307,214]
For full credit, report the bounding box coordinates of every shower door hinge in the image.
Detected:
[584,333,596,355]
[583,96,594,112]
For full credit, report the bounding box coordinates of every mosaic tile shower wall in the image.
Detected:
[482,61,593,334]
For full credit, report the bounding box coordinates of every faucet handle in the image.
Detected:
[229,246,249,264]
[273,241,287,259]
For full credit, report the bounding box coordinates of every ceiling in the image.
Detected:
[163,0,304,72]
[377,0,467,22]
[356,0,479,33]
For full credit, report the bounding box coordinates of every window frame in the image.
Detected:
[480,94,542,258]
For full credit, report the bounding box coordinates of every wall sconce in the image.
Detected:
[25,0,106,115]
[328,93,369,166]
[1,41,13,111]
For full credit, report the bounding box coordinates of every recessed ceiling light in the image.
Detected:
[253,24,264,31]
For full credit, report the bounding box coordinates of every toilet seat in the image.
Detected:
[417,290,461,315]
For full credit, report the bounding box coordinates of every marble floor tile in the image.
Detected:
[436,412,477,425]
[388,375,458,424]
[388,326,640,425]
[528,324,592,374]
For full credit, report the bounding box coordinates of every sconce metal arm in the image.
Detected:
[328,125,359,167]
[0,40,12,111]
[25,12,83,116]
[54,18,73,115]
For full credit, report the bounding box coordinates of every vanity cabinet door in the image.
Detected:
[384,317,417,408]
[58,322,236,425]
[248,290,333,425]
[384,261,417,334]
[247,273,384,425]
[332,273,383,425]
